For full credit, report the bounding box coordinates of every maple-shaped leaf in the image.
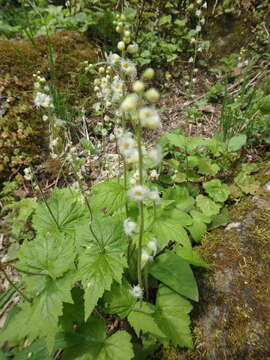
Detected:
[90,180,127,214]
[17,232,75,281]
[33,188,88,235]
[63,317,134,360]
[154,285,193,348]
[128,302,165,339]
[77,218,127,319]
[0,273,74,352]
[103,280,136,319]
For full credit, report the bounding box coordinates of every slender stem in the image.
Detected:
[1,268,32,304]
[30,165,60,231]
[70,163,103,250]
[143,264,149,300]
[13,266,47,277]
[137,201,144,288]
[123,158,129,216]
[136,123,144,288]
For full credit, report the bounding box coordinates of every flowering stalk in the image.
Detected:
[136,121,144,288]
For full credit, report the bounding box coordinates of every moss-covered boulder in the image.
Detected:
[0,31,98,180]
[162,163,270,360]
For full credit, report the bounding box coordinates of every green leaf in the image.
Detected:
[0,273,74,352]
[175,246,209,268]
[63,318,134,360]
[149,210,191,248]
[227,135,247,152]
[149,251,198,301]
[186,137,206,152]
[209,207,229,230]
[17,232,75,280]
[91,181,127,214]
[159,15,172,25]
[60,287,85,332]
[198,158,220,176]
[258,95,270,114]
[77,218,127,319]
[103,281,136,319]
[128,302,165,338]
[234,171,260,194]
[187,219,207,243]
[14,338,52,360]
[164,186,194,211]
[165,133,186,148]
[80,138,97,154]
[33,188,87,235]
[203,179,230,203]
[189,210,212,224]
[154,285,193,348]
[196,195,221,217]
[4,198,37,238]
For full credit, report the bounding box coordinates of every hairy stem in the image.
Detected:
[137,123,144,288]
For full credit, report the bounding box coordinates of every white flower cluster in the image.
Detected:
[128,185,160,203]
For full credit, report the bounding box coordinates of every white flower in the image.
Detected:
[142,250,153,262]
[130,285,144,299]
[121,93,138,112]
[148,146,162,165]
[123,218,136,236]
[42,115,48,121]
[34,92,52,108]
[196,25,202,33]
[109,133,115,141]
[126,148,139,163]
[114,127,124,138]
[129,185,149,201]
[120,59,137,77]
[111,77,123,92]
[196,9,202,17]
[148,239,157,255]
[203,2,207,8]
[188,57,194,63]
[23,167,32,181]
[118,132,137,157]
[139,107,161,129]
[149,169,159,180]
[129,177,137,185]
[107,52,121,65]
[148,188,160,203]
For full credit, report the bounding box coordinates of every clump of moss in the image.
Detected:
[0,31,99,180]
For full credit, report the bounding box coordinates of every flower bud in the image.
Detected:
[98,67,105,74]
[145,88,160,102]
[117,41,125,51]
[142,68,155,80]
[121,93,138,112]
[133,80,145,92]
[127,42,139,54]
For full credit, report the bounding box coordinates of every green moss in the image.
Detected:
[0,31,98,180]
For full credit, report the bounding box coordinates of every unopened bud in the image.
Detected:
[142,68,155,80]
[145,88,160,102]
[133,80,145,92]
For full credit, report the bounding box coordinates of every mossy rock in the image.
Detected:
[0,31,98,180]
[161,163,270,359]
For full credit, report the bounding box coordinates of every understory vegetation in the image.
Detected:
[0,0,270,359]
